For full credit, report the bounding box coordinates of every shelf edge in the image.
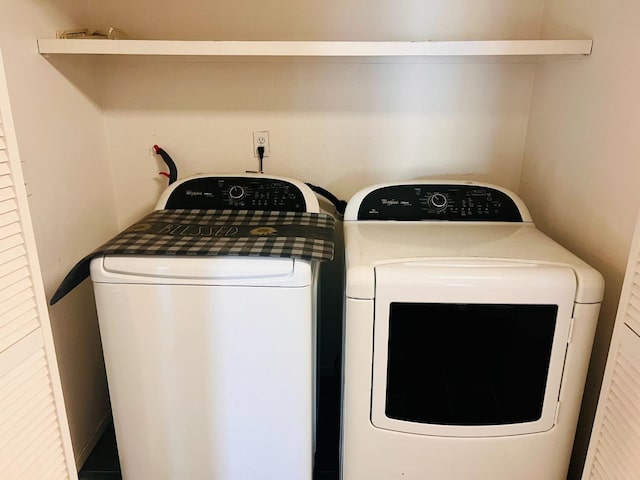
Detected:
[37,39,593,57]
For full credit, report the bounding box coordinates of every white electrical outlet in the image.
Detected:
[253,131,270,157]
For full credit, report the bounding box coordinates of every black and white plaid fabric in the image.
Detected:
[50,209,335,305]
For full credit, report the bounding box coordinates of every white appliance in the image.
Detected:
[340,180,604,480]
[90,174,321,480]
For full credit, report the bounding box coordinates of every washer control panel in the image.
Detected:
[164,176,307,211]
[357,184,523,221]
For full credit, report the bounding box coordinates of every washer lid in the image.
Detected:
[90,255,312,287]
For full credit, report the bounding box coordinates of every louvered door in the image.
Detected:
[582,213,640,480]
[0,49,77,479]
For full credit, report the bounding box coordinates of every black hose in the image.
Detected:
[153,145,178,185]
[305,183,347,215]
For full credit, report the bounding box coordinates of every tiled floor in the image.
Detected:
[79,375,340,480]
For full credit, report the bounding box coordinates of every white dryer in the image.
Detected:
[90,174,323,480]
[340,180,604,480]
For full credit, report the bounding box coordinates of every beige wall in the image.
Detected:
[521,1,640,477]
[0,0,118,468]
[83,0,548,226]
[88,0,545,41]
[101,60,537,226]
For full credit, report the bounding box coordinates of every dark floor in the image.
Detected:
[79,375,341,480]
[78,422,120,480]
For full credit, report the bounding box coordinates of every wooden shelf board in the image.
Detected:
[37,39,593,59]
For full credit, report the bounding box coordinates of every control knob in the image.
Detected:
[428,193,448,211]
[229,185,245,201]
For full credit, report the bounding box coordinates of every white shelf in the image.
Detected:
[37,39,592,60]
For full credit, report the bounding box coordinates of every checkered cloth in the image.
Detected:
[50,209,335,305]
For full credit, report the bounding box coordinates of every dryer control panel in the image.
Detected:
[162,176,308,211]
[356,184,523,221]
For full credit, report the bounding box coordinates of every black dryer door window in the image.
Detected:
[385,302,558,426]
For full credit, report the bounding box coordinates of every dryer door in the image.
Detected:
[371,260,576,437]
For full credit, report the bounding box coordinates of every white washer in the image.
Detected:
[91,174,321,480]
[340,180,604,480]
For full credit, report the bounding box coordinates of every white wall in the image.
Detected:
[0,0,118,468]
[521,1,640,478]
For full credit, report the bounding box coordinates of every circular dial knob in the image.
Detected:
[428,193,448,210]
[228,185,245,200]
